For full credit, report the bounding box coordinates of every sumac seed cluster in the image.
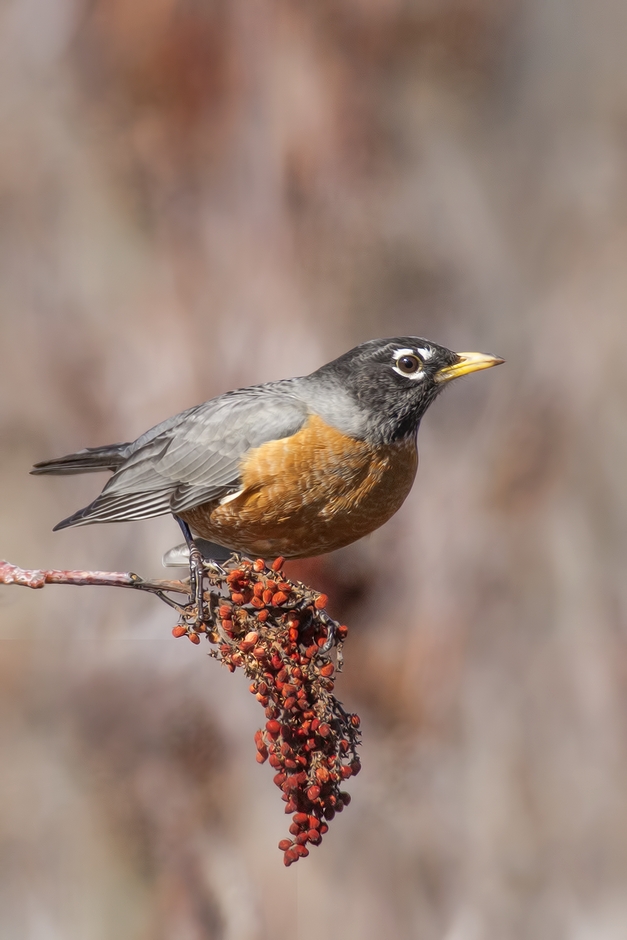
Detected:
[171,555,361,865]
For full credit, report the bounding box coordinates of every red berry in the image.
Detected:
[188,633,201,645]
[273,591,288,606]
[319,663,334,678]
[307,786,321,801]
[231,592,245,605]
[307,829,321,844]
[314,594,328,610]
[256,750,268,763]
[278,839,292,851]
[266,720,281,736]
[293,813,309,826]
[172,625,187,638]
[283,849,298,866]
[271,557,285,572]
[294,845,309,857]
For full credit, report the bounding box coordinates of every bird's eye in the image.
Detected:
[395,354,422,375]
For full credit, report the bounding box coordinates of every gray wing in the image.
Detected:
[55,383,309,528]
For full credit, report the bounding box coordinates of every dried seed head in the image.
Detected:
[175,554,359,864]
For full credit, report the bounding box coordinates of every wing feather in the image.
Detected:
[58,383,309,527]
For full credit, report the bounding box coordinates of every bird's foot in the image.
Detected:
[188,545,207,627]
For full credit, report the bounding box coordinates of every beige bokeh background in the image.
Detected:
[2,1,627,937]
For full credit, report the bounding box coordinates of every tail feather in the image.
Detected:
[31,443,131,476]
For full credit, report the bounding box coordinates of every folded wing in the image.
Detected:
[53,384,309,529]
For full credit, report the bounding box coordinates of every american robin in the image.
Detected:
[32,337,502,579]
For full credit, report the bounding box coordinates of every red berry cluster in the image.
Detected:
[171,555,361,865]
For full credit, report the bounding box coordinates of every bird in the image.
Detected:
[32,337,503,576]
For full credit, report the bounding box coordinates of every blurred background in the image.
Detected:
[2,0,627,937]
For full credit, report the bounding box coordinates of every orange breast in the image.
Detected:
[180,415,418,558]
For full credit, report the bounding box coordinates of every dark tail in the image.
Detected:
[31,443,131,476]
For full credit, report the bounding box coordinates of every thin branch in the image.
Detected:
[0,560,189,596]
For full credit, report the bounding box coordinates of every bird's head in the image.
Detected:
[309,336,504,443]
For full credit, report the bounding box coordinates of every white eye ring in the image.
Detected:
[393,351,424,380]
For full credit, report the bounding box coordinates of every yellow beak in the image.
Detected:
[435,351,504,384]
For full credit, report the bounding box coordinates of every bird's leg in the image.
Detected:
[176,517,205,624]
